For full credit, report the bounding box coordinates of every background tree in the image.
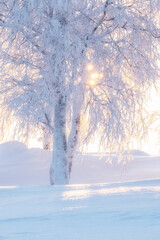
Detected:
[0,0,159,184]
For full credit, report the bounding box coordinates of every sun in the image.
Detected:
[91,73,99,79]
[86,63,103,87]
[87,64,93,71]
[88,79,96,87]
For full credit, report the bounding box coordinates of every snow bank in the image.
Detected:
[0,141,160,186]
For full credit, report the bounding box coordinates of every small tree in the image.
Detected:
[0,0,160,184]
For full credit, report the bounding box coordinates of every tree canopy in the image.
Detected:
[0,0,160,184]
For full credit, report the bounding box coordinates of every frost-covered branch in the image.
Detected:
[0,0,159,184]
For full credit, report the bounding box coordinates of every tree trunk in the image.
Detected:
[50,95,68,185]
[42,125,52,150]
[67,116,80,175]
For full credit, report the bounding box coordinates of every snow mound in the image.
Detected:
[0,141,27,160]
[124,149,150,156]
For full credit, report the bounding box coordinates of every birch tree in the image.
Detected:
[0,0,160,184]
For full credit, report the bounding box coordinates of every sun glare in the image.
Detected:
[87,64,93,71]
[100,73,103,78]
[91,72,99,79]
[88,79,96,87]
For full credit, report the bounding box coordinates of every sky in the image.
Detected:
[143,87,160,155]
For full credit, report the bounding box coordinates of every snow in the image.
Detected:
[1,0,159,186]
[0,180,160,240]
[0,141,160,186]
[0,142,160,239]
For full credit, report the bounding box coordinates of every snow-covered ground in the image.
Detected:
[0,180,160,240]
[0,141,160,186]
[0,141,160,240]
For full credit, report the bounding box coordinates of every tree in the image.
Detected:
[0,0,159,184]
